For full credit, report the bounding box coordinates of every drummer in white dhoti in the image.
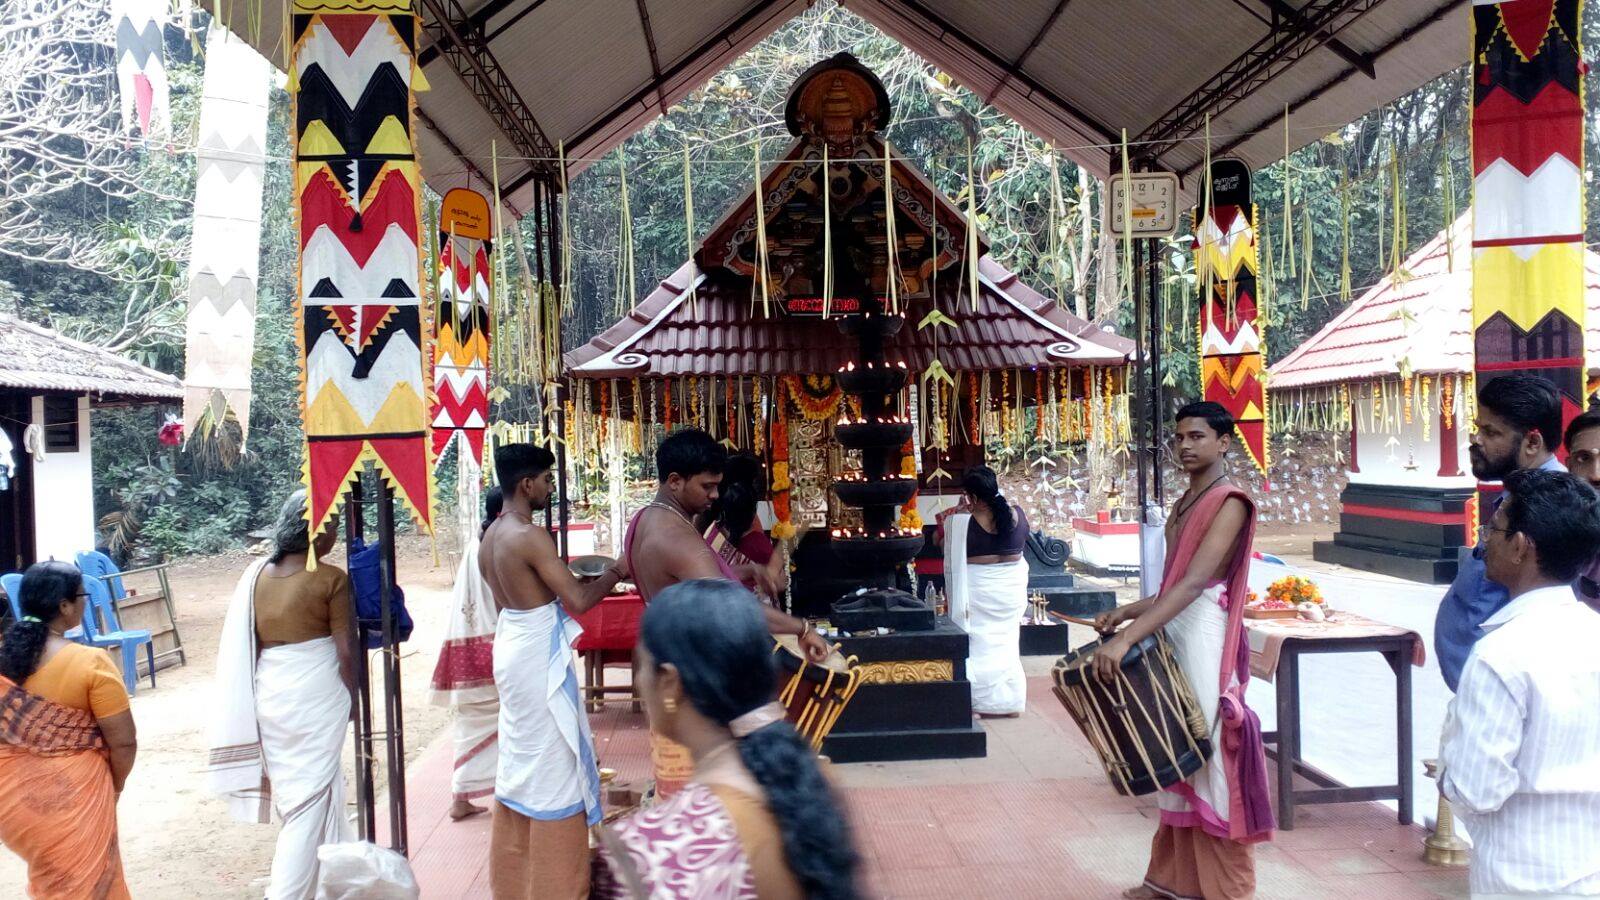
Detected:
[1094,402,1274,900]
[478,443,630,899]
[429,486,503,821]
[206,490,356,900]
[939,465,1030,717]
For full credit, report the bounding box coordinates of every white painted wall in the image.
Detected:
[1347,392,1475,489]
[30,395,95,563]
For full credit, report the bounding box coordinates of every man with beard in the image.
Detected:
[1434,374,1564,692]
[479,442,628,899]
[1562,408,1600,609]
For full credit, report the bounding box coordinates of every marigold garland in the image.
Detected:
[770,380,795,540]
[785,374,843,421]
[966,372,980,445]
[1441,376,1455,430]
[664,378,675,432]
[1420,376,1432,442]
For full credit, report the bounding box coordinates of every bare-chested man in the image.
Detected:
[479,442,626,900]
[626,428,829,662]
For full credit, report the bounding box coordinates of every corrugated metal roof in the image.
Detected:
[565,256,1132,378]
[207,0,1469,216]
[1268,216,1600,390]
[0,315,183,401]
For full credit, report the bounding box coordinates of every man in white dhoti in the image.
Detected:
[939,465,1030,716]
[207,491,356,900]
[479,443,628,899]
[430,486,503,821]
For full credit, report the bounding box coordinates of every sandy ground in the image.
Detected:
[0,533,460,897]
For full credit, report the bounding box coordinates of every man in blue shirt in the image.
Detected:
[1434,374,1564,691]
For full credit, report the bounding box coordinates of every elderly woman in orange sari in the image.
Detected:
[0,560,139,898]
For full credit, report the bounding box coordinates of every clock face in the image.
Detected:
[1108,172,1179,237]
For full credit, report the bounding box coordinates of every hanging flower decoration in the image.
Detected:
[158,415,184,447]
[897,435,922,530]
[785,374,843,421]
[966,371,981,445]
[771,380,795,540]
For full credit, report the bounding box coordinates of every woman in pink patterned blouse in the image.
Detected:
[592,579,859,899]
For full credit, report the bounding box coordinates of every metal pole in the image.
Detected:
[343,480,376,842]
[374,476,408,854]
[1133,236,1149,518]
[1148,234,1165,506]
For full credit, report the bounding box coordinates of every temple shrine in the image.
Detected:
[566,54,1131,761]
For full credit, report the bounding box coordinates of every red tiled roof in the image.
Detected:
[1269,216,1600,390]
[565,256,1132,379]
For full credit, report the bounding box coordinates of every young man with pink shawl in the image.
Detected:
[1095,401,1275,899]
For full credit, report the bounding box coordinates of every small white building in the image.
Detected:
[0,315,182,569]
[1269,217,1600,583]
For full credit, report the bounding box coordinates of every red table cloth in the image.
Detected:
[571,591,644,652]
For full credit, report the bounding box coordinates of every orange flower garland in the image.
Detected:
[785,374,843,421]
[771,380,795,539]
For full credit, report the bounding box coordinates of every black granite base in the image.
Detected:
[1020,622,1070,656]
[830,605,937,632]
[1314,540,1459,584]
[1041,587,1116,617]
[822,617,987,762]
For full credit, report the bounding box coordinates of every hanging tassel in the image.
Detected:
[822,145,834,318]
[1299,204,1315,309]
[1339,166,1352,303]
[1119,129,1133,314]
[1049,152,1068,307]
[966,136,980,312]
[1258,207,1274,322]
[559,141,573,319]
[684,144,698,315]
[883,140,900,315]
[1389,151,1404,277]
[752,141,772,317]
[1442,144,1457,272]
[617,149,637,314]
[1281,106,1295,278]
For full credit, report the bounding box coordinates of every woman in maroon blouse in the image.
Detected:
[699,454,788,603]
[937,465,1030,716]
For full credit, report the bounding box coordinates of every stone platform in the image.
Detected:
[826,617,987,763]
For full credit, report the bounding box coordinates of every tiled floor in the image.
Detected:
[403,669,1468,899]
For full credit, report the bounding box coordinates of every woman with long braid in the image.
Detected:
[0,561,138,898]
[593,579,859,899]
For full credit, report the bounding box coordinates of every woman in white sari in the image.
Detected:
[207,491,355,899]
[940,466,1030,716]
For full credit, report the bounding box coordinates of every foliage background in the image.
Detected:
[5,1,1599,558]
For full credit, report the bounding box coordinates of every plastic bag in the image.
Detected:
[315,841,420,900]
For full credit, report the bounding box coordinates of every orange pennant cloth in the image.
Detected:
[292,0,434,539]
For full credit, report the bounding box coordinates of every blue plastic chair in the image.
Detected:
[76,550,185,667]
[1,573,21,622]
[81,574,156,695]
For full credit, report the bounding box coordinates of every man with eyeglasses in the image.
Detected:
[1434,374,1565,692]
[1438,468,1600,897]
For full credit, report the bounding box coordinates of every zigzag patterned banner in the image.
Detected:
[430,188,493,469]
[1471,0,1586,423]
[182,25,270,445]
[292,0,433,537]
[112,0,169,137]
[1194,158,1268,475]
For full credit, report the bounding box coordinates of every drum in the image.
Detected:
[1051,631,1212,796]
[771,635,862,752]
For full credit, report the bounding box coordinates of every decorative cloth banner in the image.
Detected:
[182,25,270,445]
[1471,0,1586,427]
[1194,158,1268,475]
[430,188,493,469]
[291,0,433,537]
[112,0,170,137]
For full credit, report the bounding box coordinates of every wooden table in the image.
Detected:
[571,591,644,711]
[1245,611,1423,830]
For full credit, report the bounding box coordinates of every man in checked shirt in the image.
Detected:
[1439,467,1600,898]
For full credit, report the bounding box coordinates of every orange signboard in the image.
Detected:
[440,187,492,241]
